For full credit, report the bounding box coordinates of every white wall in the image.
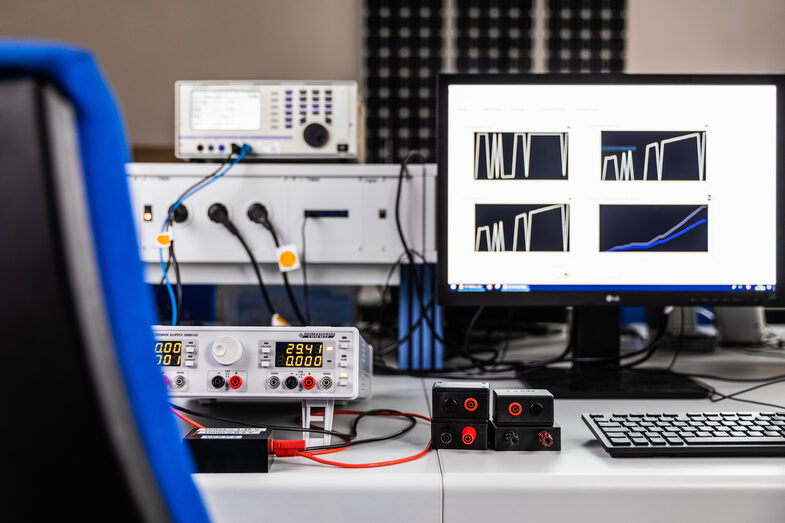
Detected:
[0,0,363,148]
[626,0,785,73]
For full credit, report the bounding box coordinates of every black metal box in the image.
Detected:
[432,381,491,420]
[185,427,273,473]
[493,388,554,426]
[431,419,490,450]
[490,422,561,451]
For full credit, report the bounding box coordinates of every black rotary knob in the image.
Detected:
[303,123,329,148]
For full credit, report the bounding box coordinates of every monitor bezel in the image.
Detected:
[437,73,785,307]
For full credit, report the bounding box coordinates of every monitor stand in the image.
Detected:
[517,307,709,399]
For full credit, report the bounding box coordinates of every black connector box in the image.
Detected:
[492,388,554,426]
[431,419,490,450]
[432,381,491,420]
[490,422,561,451]
[185,427,273,473]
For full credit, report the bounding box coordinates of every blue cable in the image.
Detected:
[158,144,251,325]
[161,144,252,233]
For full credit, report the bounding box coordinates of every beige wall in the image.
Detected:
[0,0,362,149]
[626,0,785,74]
[3,0,784,150]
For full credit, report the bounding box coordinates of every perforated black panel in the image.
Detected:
[455,0,534,74]
[362,0,626,162]
[546,0,625,73]
[363,0,443,163]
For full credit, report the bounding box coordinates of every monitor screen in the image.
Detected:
[438,75,784,307]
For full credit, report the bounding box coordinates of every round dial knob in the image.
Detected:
[303,123,329,148]
[211,336,243,366]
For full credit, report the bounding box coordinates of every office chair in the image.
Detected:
[0,41,211,522]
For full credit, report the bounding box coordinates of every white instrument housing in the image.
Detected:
[154,325,372,401]
[175,80,359,160]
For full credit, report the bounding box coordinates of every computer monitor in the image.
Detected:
[437,74,785,398]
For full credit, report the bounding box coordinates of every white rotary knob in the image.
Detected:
[211,336,243,366]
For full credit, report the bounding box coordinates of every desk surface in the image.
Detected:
[179,346,785,523]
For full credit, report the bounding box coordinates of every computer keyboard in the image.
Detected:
[582,411,785,457]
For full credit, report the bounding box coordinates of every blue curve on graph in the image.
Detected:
[608,218,707,252]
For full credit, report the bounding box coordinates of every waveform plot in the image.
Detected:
[601,131,706,181]
[600,204,708,252]
[475,204,570,252]
[474,132,569,180]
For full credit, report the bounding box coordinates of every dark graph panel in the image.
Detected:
[546,0,625,73]
[363,0,443,163]
[474,132,569,180]
[600,205,708,252]
[601,131,707,181]
[456,0,534,73]
[475,204,570,252]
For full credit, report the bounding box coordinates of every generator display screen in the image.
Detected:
[275,342,324,367]
[155,341,183,367]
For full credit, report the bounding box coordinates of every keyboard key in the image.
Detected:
[666,437,684,445]
[610,438,631,446]
[649,438,667,446]
[631,437,649,446]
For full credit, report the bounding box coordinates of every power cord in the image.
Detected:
[300,216,313,324]
[207,203,277,320]
[247,203,308,325]
[171,404,433,468]
[394,151,444,345]
[158,144,251,325]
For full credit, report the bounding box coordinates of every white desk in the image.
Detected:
[180,348,785,523]
[182,376,441,523]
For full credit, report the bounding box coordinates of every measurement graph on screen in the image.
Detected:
[475,204,570,252]
[600,131,706,181]
[474,132,569,180]
[600,205,708,253]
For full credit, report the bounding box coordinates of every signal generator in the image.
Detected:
[175,80,359,160]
